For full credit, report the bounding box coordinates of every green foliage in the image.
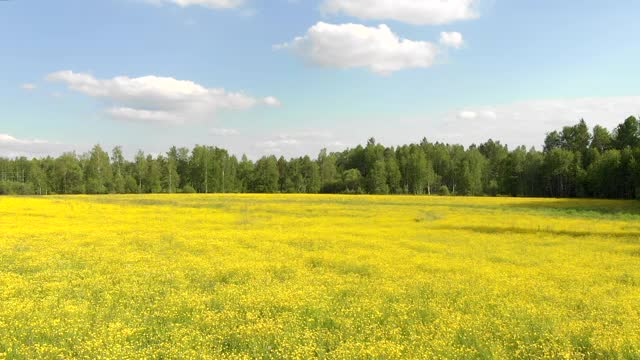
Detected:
[182,185,196,193]
[561,119,591,154]
[342,169,362,193]
[1,116,640,199]
[613,116,640,149]
[544,148,576,197]
[252,156,279,193]
[0,181,34,195]
[405,146,428,194]
[384,149,402,194]
[368,160,389,194]
[85,145,112,194]
[591,125,612,153]
[55,153,84,194]
[459,148,486,196]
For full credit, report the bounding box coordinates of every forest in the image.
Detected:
[1,116,639,199]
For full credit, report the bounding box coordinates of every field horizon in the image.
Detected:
[1,194,639,358]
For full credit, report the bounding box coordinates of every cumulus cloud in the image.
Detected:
[144,0,243,9]
[21,83,37,91]
[322,0,478,25]
[0,134,68,157]
[277,22,439,75]
[47,71,280,125]
[210,128,240,136]
[440,32,464,49]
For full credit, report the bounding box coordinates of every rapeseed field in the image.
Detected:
[0,195,639,359]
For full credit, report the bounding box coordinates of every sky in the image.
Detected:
[1,0,639,159]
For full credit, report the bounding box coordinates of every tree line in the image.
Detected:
[1,116,640,199]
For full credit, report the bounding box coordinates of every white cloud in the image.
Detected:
[481,110,497,119]
[0,134,47,145]
[0,133,68,158]
[322,0,478,25]
[277,22,439,75]
[263,96,282,107]
[257,138,300,148]
[254,131,344,153]
[210,128,240,136]
[144,0,243,9]
[1,134,19,143]
[457,110,477,119]
[21,83,37,91]
[47,71,280,125]
[457,110,495,120]
[440,32,464,49]
[106,108,183,124]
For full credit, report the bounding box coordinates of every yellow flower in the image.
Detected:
[0,194,638,358]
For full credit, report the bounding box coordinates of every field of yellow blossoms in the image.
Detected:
[1,194,639,359]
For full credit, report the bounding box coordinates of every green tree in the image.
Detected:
[544,148,575,197]
[591,125,612,153]
[459,148,486,196]
[252,156,279,193]
[174,147,191,190]
[561,119,591,154]
[164,148,180,193]
[223,155,240,193]
[587,150,621,198]
[190,145,209,193]
[619,148,637,199]
[384,149,402,194]
[318,149,339,191]
[406,147,427,195]
[144,155,162,193]
[478,139,509,195]
[503,146,527,196]
[277,156,288,192]
[544,131,563,152]
[524,148,544,197]
[134,150,147,193]
[300,156,321,193]
[237,155,254,192]
[613,116,640,149]
[111,146,126,193]
[368,159,389,194]
[85,145,113,194]
[29,160,47,195]
[342,169,362,193]
[54,153,84,194]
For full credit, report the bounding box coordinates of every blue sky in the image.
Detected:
[1,0,639,158]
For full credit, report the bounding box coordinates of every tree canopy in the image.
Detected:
[2,116,640,199]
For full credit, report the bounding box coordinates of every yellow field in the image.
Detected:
[0,195,639,359]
